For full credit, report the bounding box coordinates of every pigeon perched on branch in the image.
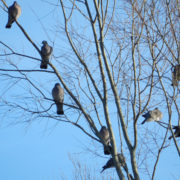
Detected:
[40,41,52,69]
[52,83,64,115]
[101,154,126,173]
[6,1,21,28]
[99,126,110,144]
[168,126,180,139]
[99,126,112,155]
[141,108,162,124]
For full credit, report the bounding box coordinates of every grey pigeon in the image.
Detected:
[171,65,180,86]
[99,126,110,144]
[6,1,21,28]
[52,83,64,115]
[99,126,112,155]
[168,126,180,139]
[141,108,162,124]
[101,154,126,173]
[172,71,178,86]
[40,41,52,69]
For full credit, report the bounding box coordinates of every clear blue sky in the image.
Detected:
[0,1,179,180]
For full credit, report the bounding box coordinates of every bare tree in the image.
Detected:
[0,0,180,179]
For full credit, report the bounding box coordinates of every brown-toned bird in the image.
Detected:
[99,126,112,155]
[99,126,110,144]
[141,108,162,124]
[40,41,52,69]
[101,154,126,173]
[52,83,64,115]
[6,1,21,28]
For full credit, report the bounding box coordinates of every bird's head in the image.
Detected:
[55,83,60,87]
[14,1,17,5]
[42,41,48,45]
[101,126,107,131]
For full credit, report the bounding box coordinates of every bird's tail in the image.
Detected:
[56,102,64,115]
[40,61,48,69]
[104,145,112,155]
[100,166,106,173]
[141,119,146,124]
[6,23,12,28]
[40,56,49,69]
[6,17,14,29]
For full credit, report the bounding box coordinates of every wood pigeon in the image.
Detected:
[6,1,21,28]
[99,126,112,155]
[52,83,64,115]
[141,108,162,124]
[101,154,126,173]
[40,41,52,69]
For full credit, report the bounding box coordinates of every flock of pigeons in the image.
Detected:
[99,108,180,173]
[5,1,64,115]
[5,1,180,174]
